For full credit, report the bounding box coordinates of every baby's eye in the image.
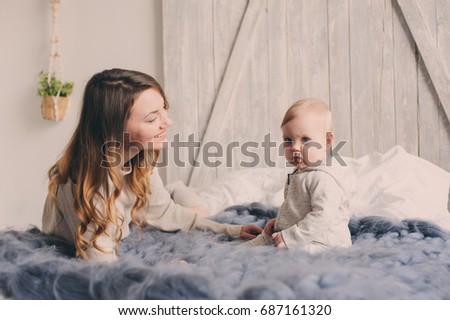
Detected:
[301,137,311,143]
[283,137,293,147]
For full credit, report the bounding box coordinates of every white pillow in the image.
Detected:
[197,167,286,215]
[349,146,450,230]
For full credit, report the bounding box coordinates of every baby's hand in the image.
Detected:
[263,218,276,236]
[240,224,263,239]
[272,232,286,248]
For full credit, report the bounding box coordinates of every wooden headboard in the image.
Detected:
[162,0,450,187]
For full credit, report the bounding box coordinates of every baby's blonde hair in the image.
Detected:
[281,98,333,132]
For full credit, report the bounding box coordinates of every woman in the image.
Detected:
[42,68,261,261]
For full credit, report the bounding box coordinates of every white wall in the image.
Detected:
[0,0,163,230]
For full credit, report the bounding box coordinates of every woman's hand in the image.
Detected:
[240,224,263,239]
[272,232,287,248]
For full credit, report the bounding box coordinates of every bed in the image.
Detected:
[1,146,450,299]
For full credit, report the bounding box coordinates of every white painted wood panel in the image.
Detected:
[436,0,450,171]
[398,0,450,122]
[189,0,266,186]
[212,0,248,179]
[416,0,440,166]
[162,0,184,183]
[349,0,375,157]
[267,0,288,167]
[162,0,450,186]
[286,0,303,102]
[286,0,329,103]
[246,0,270,168]
[393,0,419,155]
[328,0,352,157]
[372,0,396,154]
[303,0,329,103]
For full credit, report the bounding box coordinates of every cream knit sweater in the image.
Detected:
[42,168,242,261]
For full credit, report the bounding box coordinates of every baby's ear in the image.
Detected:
[326,132,334,145]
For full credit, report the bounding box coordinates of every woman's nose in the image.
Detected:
[160,111,173,128]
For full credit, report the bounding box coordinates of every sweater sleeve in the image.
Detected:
[42,183,122,262]
[165,180,207,208]
[144,168,242,238]
[83,225,118,262]
[242,231,273,246]
[80,192,130,263]
[281,171,347,250]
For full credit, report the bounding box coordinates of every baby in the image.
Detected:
[246,98,353,253]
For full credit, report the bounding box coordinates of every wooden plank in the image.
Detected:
[162,0,182,183]
[286,0,329,103]
[416,0,440,166]
[163,0,207,184]
[303,0,329,103]
[212,0,247,179]
[436,0,450,171]
[227,7,268,172]
[397,0,450,122]
[268,0,288,167]
[248,1,269,170]
[196,0,215,142]
[212,0,248,91]
[328,0,352,157]
[231,61,252,171]
[188,0,266,187]
[286,0,305,101]
[349,0,375,157]
[223,5,256,175]
[372,0,396,154]
[178,0,200,182]
[190,0,217,184]
[393,0,418,155]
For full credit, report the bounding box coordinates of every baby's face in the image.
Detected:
[281,111,330,169]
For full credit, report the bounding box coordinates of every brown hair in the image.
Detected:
[47,68,169,259]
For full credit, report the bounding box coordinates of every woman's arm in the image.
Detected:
[165,180,209,217]
[146,168,261,238]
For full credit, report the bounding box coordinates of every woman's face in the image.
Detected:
[124,88,172,153]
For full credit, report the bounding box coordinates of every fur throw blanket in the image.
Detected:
[1,202,450,299]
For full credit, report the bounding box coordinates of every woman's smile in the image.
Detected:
[154,131,166,139]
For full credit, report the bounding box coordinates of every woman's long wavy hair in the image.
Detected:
[47,68,169,259]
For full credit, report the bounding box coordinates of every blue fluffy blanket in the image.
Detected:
[1,202,450,299]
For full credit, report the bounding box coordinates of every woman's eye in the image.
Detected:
[301,137,311,143]
[147,118,157,123]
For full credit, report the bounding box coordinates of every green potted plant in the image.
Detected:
[38,71,74,121]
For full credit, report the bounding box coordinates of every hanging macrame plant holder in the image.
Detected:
[41,96,69,121]
[40,0,71,121]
